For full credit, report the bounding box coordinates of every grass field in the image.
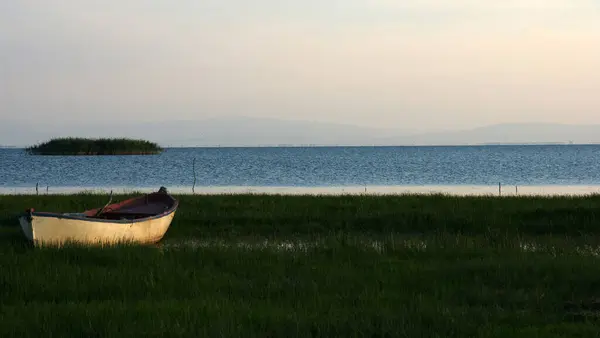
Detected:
[2,193,600,337]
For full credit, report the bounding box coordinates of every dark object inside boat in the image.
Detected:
[85,187,177,221]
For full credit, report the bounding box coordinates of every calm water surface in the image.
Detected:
[2,145,600,189]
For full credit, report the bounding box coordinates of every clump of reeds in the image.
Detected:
[25,137,163,155]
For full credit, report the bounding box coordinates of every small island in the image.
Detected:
[26,137,164,155]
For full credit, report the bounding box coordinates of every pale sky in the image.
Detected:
[2,1,600,131]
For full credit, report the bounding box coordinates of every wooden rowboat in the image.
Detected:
[18,187,178,246]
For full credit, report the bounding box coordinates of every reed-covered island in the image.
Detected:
[26,137,163,155]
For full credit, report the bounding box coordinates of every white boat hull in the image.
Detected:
[19,211,176,246]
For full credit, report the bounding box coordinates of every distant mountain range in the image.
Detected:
[1,117,599,147]
[380,123,600,146]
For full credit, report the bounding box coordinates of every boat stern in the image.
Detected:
[18,209,35,242]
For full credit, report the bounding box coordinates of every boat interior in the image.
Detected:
[83,190,177,221]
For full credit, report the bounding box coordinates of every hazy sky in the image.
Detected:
[2,1,600,131]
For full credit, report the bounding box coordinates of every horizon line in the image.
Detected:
[2,142,599,149]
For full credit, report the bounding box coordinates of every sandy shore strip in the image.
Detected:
[2,185,600,196]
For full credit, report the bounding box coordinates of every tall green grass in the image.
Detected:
[4,193,600,237]
[1,194,600,337]
[25,137,163,155]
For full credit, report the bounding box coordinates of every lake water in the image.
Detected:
[2,145,600,195]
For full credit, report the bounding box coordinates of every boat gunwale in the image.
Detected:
[21,195,179,225]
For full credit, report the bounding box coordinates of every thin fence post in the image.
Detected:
[192,158,197,194]
[498,182,502,196]
[36,183,39,195]
[515,185,518,195]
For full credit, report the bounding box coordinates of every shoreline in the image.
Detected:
[2,184,600,196]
